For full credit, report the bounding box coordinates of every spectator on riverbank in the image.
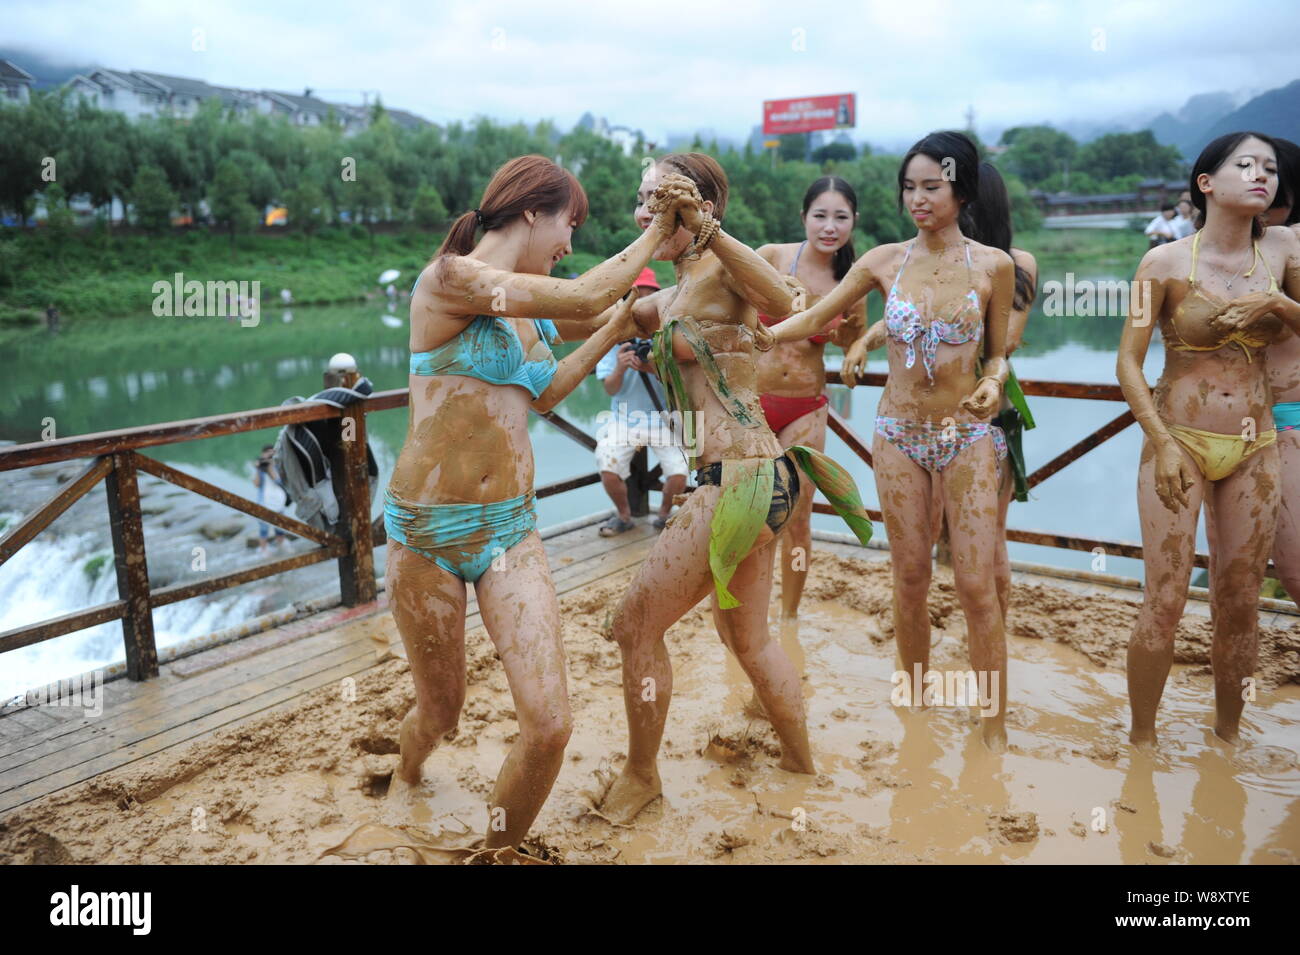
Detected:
[1170,199,1196,238]
[1144,204,1177,247]
[44,303,59,334]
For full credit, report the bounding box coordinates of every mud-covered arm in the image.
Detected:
[533,294,638,413]
[1275,229,1300,331]
[1007,251,1038,355]
[831,292,868,348]
[1116,256,1172,444]
[712,232,795,317]
[772,248,883,343]
[979,252,1015,384]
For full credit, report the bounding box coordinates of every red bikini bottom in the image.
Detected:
[760,393,828,434]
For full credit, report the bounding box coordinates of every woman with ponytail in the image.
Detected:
[754,176,867,618]
[383,154,695,851]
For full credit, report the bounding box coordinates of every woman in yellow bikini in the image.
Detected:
[1117,131,1300,750]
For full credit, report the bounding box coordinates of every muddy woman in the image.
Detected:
[1117,131,1300,749]
[754,177,867,619]
[842,160,1037,623]
[773,131,1015,751]
[383,155,696,850]
[1257,138,1300,604]
[597,154,874,824]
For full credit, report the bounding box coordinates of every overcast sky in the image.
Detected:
[6,0,1300,147]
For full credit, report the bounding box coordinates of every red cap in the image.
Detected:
[634,267,660,290]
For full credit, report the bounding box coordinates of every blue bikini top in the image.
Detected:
[408,276,560,399]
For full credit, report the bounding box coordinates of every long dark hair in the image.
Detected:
[1273,136,1300,227]
[963,161,1035,312]
[802,176,857,280]
[432,155,589,262]
[1190,131,1278,240]
[897,130,981,213]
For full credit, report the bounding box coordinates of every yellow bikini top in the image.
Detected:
[1166,230,1279,362]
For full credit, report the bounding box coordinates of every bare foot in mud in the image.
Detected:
[1128,729,1158,754]
[382,765,433,824]
[742,691,769,721]
[982,722,1008,754]
[597,767,663,825]
[1212,722,1242,747]
[777,753,816,774]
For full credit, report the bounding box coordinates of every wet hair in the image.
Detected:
[897,130,981,213]
[962,162,1035,312]
[1272,136,1300,226]
[1189,131,1278,240]
[658,152,729,219]
[434,155,589,260]
[802,176,857,280]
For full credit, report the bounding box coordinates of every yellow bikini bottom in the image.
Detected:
[1165,424,1277,481]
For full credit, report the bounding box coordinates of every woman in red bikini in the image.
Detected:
[755,177,867,618]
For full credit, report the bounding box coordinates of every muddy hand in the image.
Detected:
[1154,440,1193,512]
[606,290,639,339]
[959,378,1000,418]
[840,339,867,387]
[1210,291,1277,334]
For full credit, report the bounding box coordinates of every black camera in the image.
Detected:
[628,338,654,363]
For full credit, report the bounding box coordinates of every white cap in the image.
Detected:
[327,353,357,373]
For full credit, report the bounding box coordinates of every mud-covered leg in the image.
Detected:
[1129,437,1205,750]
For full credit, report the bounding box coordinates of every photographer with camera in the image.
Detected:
[253,445,292,550]
[595,268,688,536]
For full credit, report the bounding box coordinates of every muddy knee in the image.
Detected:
[405,701,460,744]
[520,708,573,754]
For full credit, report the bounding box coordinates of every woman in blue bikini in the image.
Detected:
[772,131,1016,750]
[383,154,695,850]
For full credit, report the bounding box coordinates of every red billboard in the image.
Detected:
[763,94,855,135]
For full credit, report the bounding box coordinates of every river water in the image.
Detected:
[0,256,1171,691]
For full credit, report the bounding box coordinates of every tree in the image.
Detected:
[1076,131,1182,182]
[129,165,177,235]
[412,184,448,230]
[285,181,326,248]
[998,126,1077,186]
[813,142,857,164]
[208,158,258,252]
[42,182,76,265]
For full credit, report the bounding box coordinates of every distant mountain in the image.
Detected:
[1199,79,1300,150]
[1149,91,1239,157]
[0,46,96,88]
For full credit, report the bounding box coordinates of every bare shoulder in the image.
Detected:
[1265,224,1300,254]
[860,241,904,272]
[1136,239,1183,283]
[756,242,796,268]
[1010,247,1038,277]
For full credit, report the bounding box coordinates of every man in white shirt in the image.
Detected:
[594,268,689,536]
[1144,205,1177,247]
[1170,199,1196,239]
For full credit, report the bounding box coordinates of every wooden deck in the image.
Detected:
[0,513,1294,817]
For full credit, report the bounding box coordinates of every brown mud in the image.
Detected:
[1,552,1297,865]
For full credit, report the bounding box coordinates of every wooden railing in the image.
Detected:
[0,373,1218,683]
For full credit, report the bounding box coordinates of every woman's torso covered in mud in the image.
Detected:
[1151,240,1289,433]
[388,266,542,505]
[874,241,997,424]
[755,243,839,398]
[662,253,784,465]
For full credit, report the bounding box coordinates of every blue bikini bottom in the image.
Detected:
[383,487,536,583]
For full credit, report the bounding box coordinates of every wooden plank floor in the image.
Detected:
[1,516,1292,817]
[0,515,658,816]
